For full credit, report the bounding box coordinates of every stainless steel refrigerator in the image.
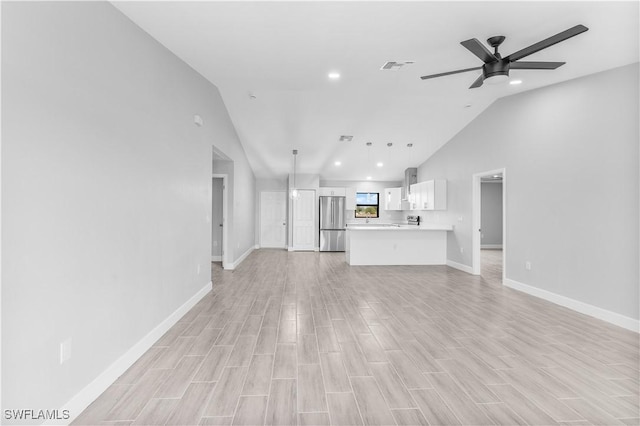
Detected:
[319,196,346,252]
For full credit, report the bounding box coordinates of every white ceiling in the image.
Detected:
[114,1,639,181]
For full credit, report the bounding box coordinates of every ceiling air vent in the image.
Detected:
[339,135,353,142]
[380,61,415,71]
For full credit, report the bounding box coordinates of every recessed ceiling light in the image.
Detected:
[334,161,341,166]
[366,176,372,180]
[510,79,523,85]
[339,135,353,142]
[376,162,383,167]
[328,72,340,80]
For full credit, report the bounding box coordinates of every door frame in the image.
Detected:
[472,167,506,280]
[212,174,228,269]
[259,190,287,248]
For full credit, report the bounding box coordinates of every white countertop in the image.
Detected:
[346,223,453,231]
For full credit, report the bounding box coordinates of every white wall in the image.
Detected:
[481,182,503,247]
[417,63,639,321]
[1,1,255,418]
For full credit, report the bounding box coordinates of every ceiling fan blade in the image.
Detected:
[505,24,589,62]
[469,74,484,89]
[420,66,482,80]
[461,38,498,63]
[510,61,565,70]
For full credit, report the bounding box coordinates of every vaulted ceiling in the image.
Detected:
[114,1,639,181]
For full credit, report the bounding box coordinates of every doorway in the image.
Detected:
[212,174,228,272]
[472,168,506,285]
[212,177,224,262]
[260,191,287,248]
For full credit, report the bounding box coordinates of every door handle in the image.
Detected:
[219,224,223,227]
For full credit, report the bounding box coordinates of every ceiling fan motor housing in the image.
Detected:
[483,59,510,79]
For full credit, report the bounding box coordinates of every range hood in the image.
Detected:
[401,168,417,200]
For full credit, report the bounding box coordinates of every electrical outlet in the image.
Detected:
[525,261,532,270]
[458,216,463,222]
[460,247,464,254]
[60,338,72,364]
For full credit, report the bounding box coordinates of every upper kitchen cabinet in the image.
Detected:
[409,183,422,211]
[423,179,447,210]
[318,187,346,197]
[384,187,406,211]
[345,187,356,210]
[410,180,447,210]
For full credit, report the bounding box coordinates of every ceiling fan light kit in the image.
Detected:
[420,24,589,88]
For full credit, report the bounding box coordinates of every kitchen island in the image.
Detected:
[345,224,453,266]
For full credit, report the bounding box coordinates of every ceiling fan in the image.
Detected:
[420,24,589,88]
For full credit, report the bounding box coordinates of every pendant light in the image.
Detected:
[365,142,373,180]
[290,149,300,200]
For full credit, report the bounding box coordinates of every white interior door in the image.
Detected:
[212,178,223,261]
[260,191,287,248]
[292,190,316,250]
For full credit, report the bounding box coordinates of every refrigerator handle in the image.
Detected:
[331,199,334,224]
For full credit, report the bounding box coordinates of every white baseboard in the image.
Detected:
[481,244,503,249]
[61,282,212,424]
[504,278,639,333]
[211,255,221,262]
[225,245,258,270]
[446,259,474,274]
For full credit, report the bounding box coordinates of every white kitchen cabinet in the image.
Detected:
[385,187,408,211]
[318,187,346,196]
[384,187,401,211]
[422,179,447,210]
[345,187,356,210]
[410,180,447,210]
[409,183,422,210]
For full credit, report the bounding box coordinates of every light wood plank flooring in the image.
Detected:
[74,249,639,425]
[481,249,503,285]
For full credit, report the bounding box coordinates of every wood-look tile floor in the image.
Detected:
[74,250,639,425]
[481,249,503,286]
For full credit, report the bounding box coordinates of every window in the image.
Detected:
[355,192,379,218]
